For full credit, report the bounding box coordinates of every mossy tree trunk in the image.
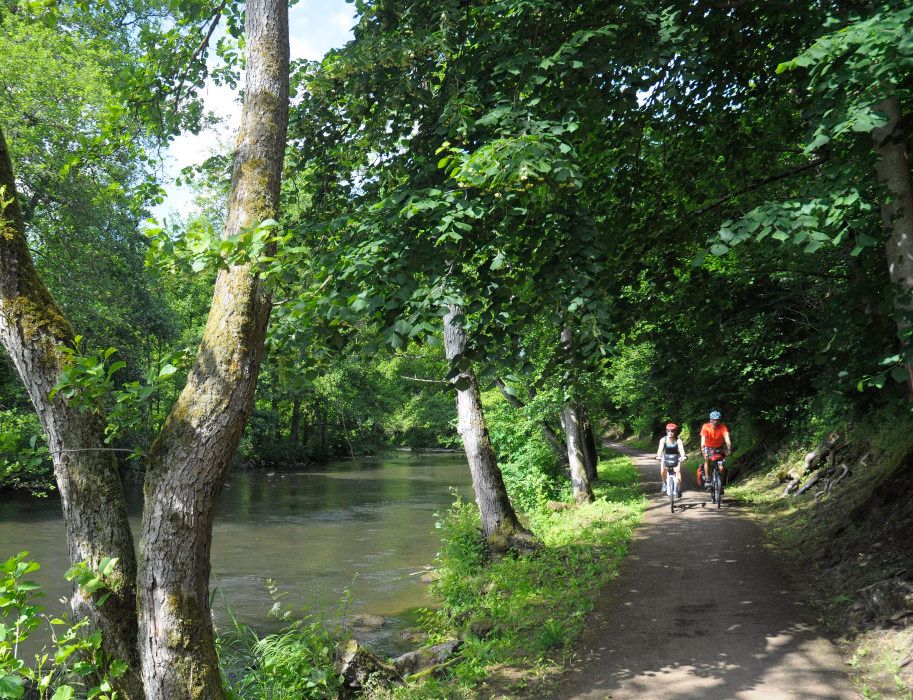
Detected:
[0,128,144,698]
[443,305,537,553]
[873,97,913,398]
[136,0,289,697]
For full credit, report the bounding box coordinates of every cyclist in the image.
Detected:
[656,423,686,498]
[699,410,731,488]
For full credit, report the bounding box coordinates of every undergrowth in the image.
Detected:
[216,583,347,699]
[375,453,645,698]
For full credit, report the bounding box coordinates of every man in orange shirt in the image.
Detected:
[699,410,731,487]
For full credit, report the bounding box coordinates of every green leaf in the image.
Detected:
[0,675,24,699]
[891,365,909,383]
[109,660,128,678]
[50,687,75,700]
[158,364,178,380]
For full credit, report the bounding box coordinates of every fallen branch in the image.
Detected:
[782,478,800,497]
[857,568,911,592]
[796,472,822,496]
[826,463,850,492]
[802,431,842,475]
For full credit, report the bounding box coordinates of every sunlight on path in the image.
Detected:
[553,444,859,700]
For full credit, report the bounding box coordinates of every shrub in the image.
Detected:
[0,410,53,493]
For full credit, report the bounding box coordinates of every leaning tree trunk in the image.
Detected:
[0,128,143,698]
[443,306,537,552]
[137,1,289,697]
[873,97,913,398]
[560,328,593,503]
[578,404,598,482]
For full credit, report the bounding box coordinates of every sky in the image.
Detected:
[150,0,356,220]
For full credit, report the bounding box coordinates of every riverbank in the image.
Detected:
[372,451,646,698]
[726,419,913,699]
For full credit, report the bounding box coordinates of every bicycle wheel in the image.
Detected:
[714,470,722,508]
[668,474,676,512]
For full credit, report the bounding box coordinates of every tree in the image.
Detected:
[443,305,537,551]
[0,125,145,697]
[0,0,289,695]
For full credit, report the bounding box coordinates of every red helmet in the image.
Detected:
[665,423,678,431]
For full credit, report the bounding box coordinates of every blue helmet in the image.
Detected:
[709,410,722,420]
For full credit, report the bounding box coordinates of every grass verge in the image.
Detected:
[372,452,645,699]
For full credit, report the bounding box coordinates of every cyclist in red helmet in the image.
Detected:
[656,422,686,498]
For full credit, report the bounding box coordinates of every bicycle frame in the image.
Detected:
[661,454,681,513]
[707,457,725,508]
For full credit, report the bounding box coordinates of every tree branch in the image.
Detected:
[402,375,448,384]
[689,154,829,219]
[173,0,230,105]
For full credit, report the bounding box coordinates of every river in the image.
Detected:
[0,452,473,656]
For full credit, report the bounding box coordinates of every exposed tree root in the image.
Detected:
[486,524,541,556]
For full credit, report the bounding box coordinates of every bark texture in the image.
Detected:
[443,306,536,552]
[562,404,594,503]
[137,1,289,697]
[561,328,593,503]
[0,128,143,698]
[873,97,913,396]
[579,404,599,482]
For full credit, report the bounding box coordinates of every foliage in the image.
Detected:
[0,552,128,700]
[409,455,645,696]
[482,389,565,510]
[217,584,344,700]
[49,339,189,453]
[0,411,51,493]
[64,558,121,609]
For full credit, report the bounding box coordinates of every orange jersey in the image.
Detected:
[700,422,729,448]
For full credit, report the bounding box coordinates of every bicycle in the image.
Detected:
[657,454,682,513]
[701,448,726,509]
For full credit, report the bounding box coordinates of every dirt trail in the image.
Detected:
[552,443,859,700]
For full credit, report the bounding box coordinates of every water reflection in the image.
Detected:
[0,452,472,655]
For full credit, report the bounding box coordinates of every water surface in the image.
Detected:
[0,452,472,655]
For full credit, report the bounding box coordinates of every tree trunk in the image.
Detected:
[317,405,327,452]
[272,394,280,442]
[137,1,289,697]
[289,398,301,445]
[873,97,913,397]
[561,328,593,503]
[443,306,537,552]
[494,377,567,464]
[300,410,311,449]
[579,404,599,482]
[562,404,594,503]
[0,129,143,698]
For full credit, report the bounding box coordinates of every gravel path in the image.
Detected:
[552,443,859,699]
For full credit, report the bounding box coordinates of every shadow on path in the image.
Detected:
[551,443,858,699]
